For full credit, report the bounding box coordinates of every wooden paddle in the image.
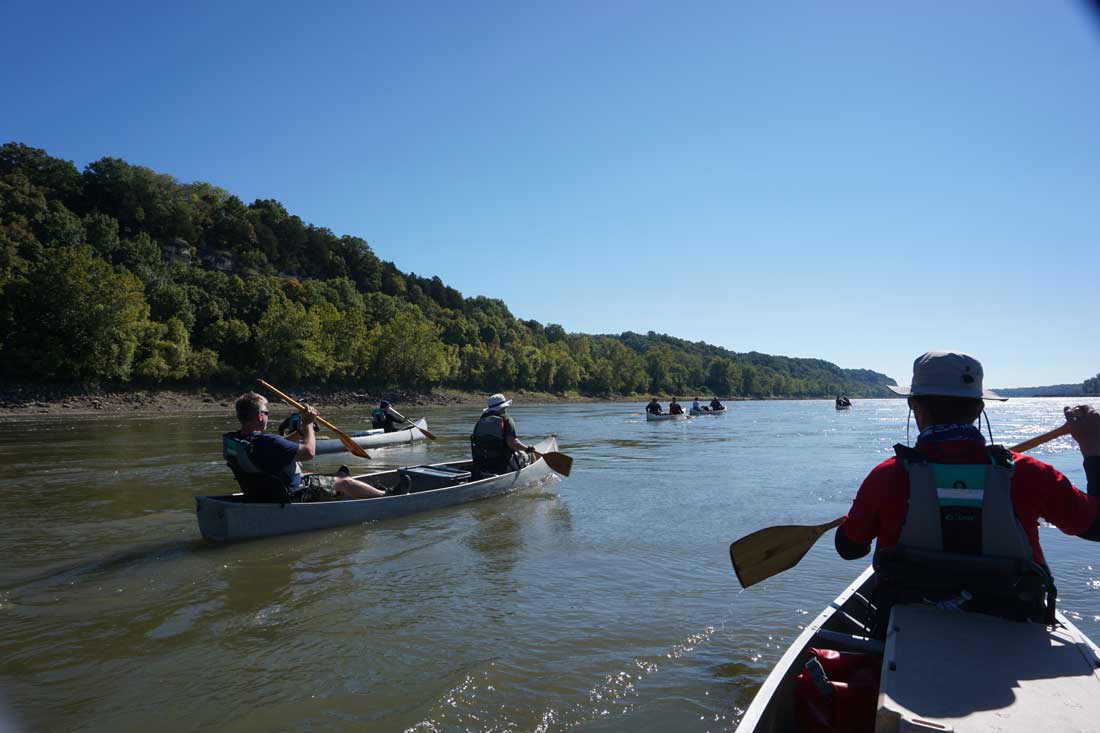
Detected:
[729,422,1075,588]
[531,449,573,477]
[386,406,437,440]
[257,379,371,459]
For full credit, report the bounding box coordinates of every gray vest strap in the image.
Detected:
[898,462,942,550]
[981,465,1033,559]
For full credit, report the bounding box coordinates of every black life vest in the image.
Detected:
[372,408,396,431]
[471,413,512,474]
[222,432,296,503]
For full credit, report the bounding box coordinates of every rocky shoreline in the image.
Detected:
[0,384,631,417]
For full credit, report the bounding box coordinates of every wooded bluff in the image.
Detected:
[0,142,898,398]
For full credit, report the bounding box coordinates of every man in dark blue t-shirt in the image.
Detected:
[225,392,385,501]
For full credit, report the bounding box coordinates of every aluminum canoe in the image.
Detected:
[196,437,559,542]
[689,407,726,416]
[645,412,691,421]
[314,417,429,454]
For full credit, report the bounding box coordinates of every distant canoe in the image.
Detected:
[314,418,429,454]
[835,403,852,410]
[646,412,690,421]
[690,407,726,416]
[196,436,559,542]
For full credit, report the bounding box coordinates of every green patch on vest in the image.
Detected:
[933,464,987,508]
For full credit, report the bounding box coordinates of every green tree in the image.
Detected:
[1,246,149,380]
[372,307,453,387]
[134,317,193,382]
[252,296,325,381]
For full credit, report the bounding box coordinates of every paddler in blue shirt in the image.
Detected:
[223,392,386,502]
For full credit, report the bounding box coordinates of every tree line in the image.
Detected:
[1,142,903,398]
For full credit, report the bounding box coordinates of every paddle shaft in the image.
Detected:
[1008,423,1072,454]
[257,380,370,459]
[387,407,436,440]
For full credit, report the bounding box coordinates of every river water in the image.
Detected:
[1,398,1097,732]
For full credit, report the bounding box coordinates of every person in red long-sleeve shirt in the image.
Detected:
[835,352,1100,607]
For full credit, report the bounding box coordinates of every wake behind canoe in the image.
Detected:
[197,437,558,542]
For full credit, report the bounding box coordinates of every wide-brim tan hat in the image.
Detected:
[888,350,1007,401]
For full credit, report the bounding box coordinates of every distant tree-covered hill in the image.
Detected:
[992,384,1086,398]
[0,142,896,397]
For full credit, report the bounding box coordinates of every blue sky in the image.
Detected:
[3,1,1099,388]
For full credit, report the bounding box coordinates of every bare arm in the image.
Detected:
[294,404,318,461]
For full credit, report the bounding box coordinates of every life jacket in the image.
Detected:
[873,443,1056,623]
[371,408,386,429]
[222,432,300,503]
[470,413,512,475]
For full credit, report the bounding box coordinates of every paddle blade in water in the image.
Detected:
[730,518,844,588]
[538,451,573,476]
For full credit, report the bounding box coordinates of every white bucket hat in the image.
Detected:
[888,351,1006,401]
[483,393,512,412]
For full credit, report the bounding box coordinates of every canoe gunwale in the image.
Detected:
[735,565,877,732]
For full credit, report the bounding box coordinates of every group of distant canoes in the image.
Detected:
[645,396,726,421]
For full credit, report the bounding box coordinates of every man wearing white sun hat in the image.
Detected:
[470,393,535,478]
[834,350,1100,624]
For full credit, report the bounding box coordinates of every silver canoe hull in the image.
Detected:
[314,417,429,454]
[645,412,690,421]
[196,436,558,542]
